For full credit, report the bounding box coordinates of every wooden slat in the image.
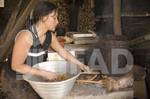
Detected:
[0,0,22,42]
[129,33,150,46]
[0,0,39,62]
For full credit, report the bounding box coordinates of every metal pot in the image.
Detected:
[23,60,81,99]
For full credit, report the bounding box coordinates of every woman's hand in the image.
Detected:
[79,64,91,72]
[40,69,58,80]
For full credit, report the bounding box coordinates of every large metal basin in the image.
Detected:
[23,60,81,99]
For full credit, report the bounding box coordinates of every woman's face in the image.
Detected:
[44,10,59,31]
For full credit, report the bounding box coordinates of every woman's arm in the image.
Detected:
[50,33,90,71]
[11,31,58,80]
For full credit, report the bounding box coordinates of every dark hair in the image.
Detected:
[27,1,57,26]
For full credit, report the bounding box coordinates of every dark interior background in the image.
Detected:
[95,0,150,39]
[0,0,150,97]
[1,0,150,39]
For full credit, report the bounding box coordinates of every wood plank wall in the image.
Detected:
[95,0,150,39]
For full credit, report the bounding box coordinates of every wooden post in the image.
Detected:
[113,0,122,35]
[68,0,80,31]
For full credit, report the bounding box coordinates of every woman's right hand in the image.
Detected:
[40,69,58,80]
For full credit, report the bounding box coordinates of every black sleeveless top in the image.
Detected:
[3,25,52,79]
[25,25,52,66]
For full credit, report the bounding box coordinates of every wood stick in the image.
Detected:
[76,79,105,85]
[89,74,98,80]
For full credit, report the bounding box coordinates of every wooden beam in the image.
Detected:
[113,0,122,35]
[0,0,39,62]
[0,0,22,42]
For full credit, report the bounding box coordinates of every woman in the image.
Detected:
[2,1,89,99]
[12,1,89,80]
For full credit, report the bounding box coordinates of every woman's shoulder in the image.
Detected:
[15,29,33,45]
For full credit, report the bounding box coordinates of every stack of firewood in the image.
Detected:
[78,0,95,32]
[51,0,69,31]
